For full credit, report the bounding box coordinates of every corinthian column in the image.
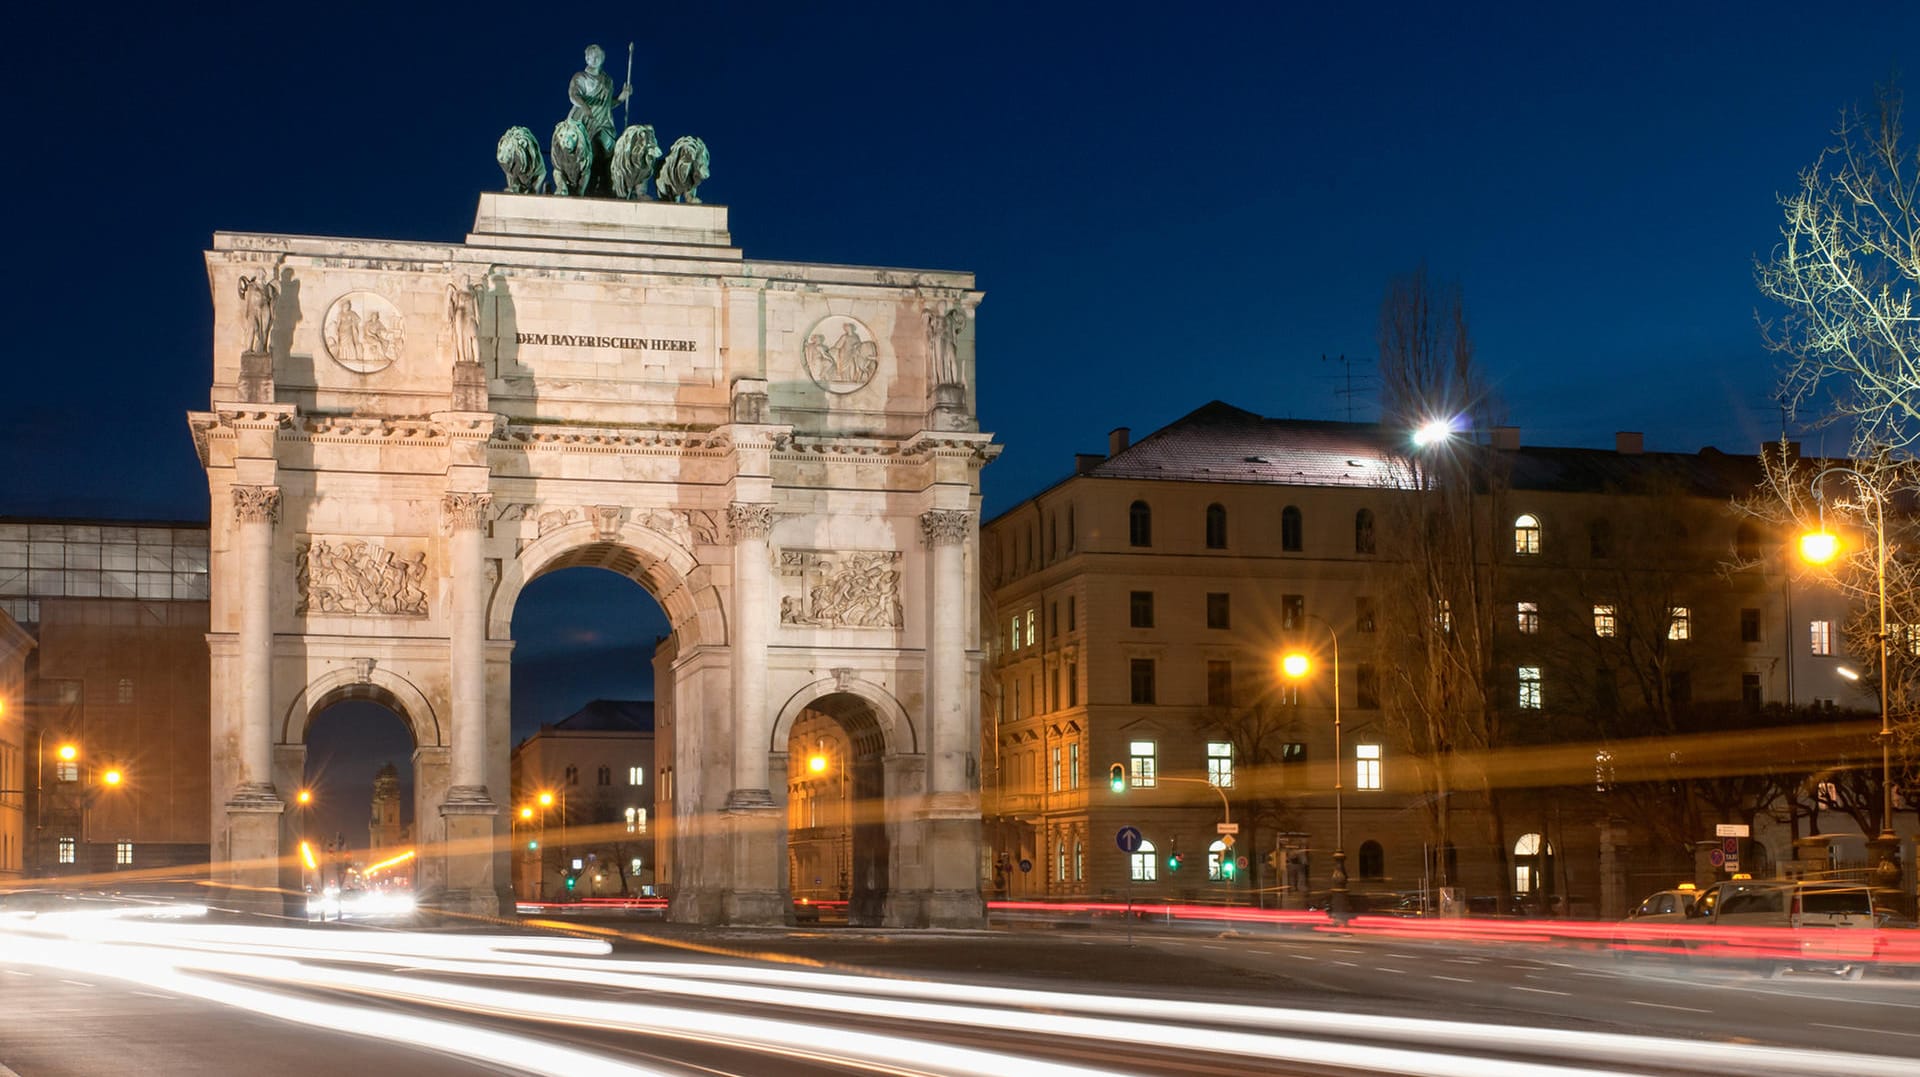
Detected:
[230,484,281,805]
[726,501,775,808]
[443,491,494,806]
[920,509,973,796]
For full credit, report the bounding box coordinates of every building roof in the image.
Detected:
[547,699,655,735]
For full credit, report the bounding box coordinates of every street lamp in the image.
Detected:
[1281,612,1345,921]
[539,788,568,897]
[807,746,850,899]
[1800,465,1900,846]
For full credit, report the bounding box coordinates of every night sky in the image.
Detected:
[7,5,1914,844]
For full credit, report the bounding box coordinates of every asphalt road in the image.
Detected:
[4,909,1917,1076]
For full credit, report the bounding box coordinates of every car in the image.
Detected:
[1680,879,1877,976]
[1626,885,1700,923]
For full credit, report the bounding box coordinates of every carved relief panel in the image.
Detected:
[322,291,406,374]
[296,538,430,616]
[778,549,902,629]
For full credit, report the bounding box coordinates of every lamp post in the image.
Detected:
[1800,466,1900,846]
[538,788,567,897]
[1282,613,1345,921]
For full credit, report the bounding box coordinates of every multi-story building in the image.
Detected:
[0,518,212,879]
[509,700,655,901]
[1,610,34,880]
[983,403,1900,917]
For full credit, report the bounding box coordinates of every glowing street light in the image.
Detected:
[1282,612,1346,922]
[807,753,829,774]
[519,805,534,821]
[296,788,313,805]
[101,768,123,787]
[1800,529,1839,565]
[56,744,78,763]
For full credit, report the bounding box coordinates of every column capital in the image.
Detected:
[727,502,774,541]
[919,508,973,548]
[231,484,281,525]
[442,491,494,532]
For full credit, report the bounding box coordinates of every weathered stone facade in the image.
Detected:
[191,195,995,924]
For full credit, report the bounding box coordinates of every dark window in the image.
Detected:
[1281,742,1307,763]
[1067,596,1077,631]
[1207,660,1233,706]
[1358,840,1384,880]
[1130,590,1154,628]
[1281,506,1303,552]
[1205,503,1228,549]
[1282,594,1304,630]
[1740,607,1761,643]
[1066,504,1075,551]
[1067,662,1078,707]
[1207,592,1230,629]
[1735,523,1761,561]
[1668,670,1692,705]
[597,766,611,786]
[1047,514,1057,560]
[565,765,579,786]
[1356,663,1381,709]
[1050,601,1059,638]
[1742,673,1762,710]
[1051,666,1060,710]
[1355,509,1376,554]
[1129,501,1152,547]
[1130,659,1156,704]
[1589,519,1614,560]
[1356,596,1376,634]
[1595,668,1617,714]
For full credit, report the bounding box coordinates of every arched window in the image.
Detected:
[1358,840,1384,879]
[1355,508,1376,554]
[597,765,611,786]
[1128,501,1152,547]
[1513,513,1542,555]
[1208,838,1230,881]
[1734,522,1761,562]
[1130,838,1157,881]
[1205,503,1228,549]
[1588,518,1613,560]
[1281,506,1303,552]
[1513,833,1553,894]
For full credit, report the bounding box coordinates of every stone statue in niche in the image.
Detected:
[778,549,903,629]
[655,135,710,203]
[550,119,593,196]
[296,539,429,616]
[610,125,663,200]
[446,274,482,366]
[237,270,278,357]
[926,302,967,387]
[496,126,547,193]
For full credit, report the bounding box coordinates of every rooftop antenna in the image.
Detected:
[1319,354,1376,422]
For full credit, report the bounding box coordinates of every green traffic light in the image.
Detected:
[1221,856,1237,880]
[1167,852,1182,871]
[1109,763,1126,793]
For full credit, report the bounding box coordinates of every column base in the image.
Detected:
[443,785,497,810]
[438,806,500,919]
[223,798,285,917]
[721,888,788,926]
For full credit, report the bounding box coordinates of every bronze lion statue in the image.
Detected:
[495,126,546,194]
[610,125,664,200]
[550,119,594,197]
[655,135,710,204]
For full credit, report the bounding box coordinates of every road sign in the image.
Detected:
[1018,858,1032,873]
[1116,826,1143,853]
[1221,834,1236,848]
[1216,822,1240,834]
[1722,837,1740,856]
[1716,823,1750,838]
[1709,849,1726,867]
[1236,856,1248,871]
[1724,857,1741,873]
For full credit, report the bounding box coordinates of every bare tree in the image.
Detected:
[1761,82,1920,458]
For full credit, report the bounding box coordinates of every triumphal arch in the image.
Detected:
[189,68,993,925]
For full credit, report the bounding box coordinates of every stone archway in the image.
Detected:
[777,683,914,926]
[194,193,993,926]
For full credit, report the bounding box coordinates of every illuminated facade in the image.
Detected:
[509,700,655,901]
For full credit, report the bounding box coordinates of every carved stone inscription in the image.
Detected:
[778,549,902,629]
[297,539,429,616]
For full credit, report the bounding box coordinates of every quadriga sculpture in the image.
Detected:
[495,127,547,194]
[610,125,663,200]
[655,135,710,204]
[550,118,594,196]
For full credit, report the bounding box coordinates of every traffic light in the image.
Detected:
[1220,855,1237,880]
[1109,763,1126,793]
[1167,851,1184,872]
[1265,851,1279,870]
[564,873,577,891]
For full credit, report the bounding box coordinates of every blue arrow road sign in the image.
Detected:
[1116,826,1143,853]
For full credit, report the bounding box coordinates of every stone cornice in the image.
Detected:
[902,431,1002,465]
[431,411,507,441]
[502,423,732,453]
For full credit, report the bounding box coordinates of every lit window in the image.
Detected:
[1435,599,1453,633]
[1131,838,1157,881]
[1593,604,1616,637]
[1594,750,1615,792]
[1513,514,1542,555]
[1207,742,1234,787]
[1056,837,1067,884]
[1668,607,1692,641]
[115,841,133,867]
[625,807,647,834]
[1517,601,1539,634]
[1025,609,1036,646]
[1074,839,1084,881]
[1050,746,1062,792]
[1356,744,1382,790]
[1010,614,1021,652]
[1068,742,1080,788]
[58,837,75,864]
[629,765,644,785]
[630,857,643,877]
[1518,666,1542,709]
[1128,740,1157,788]
[55,760,78,783]
[1810,620,1833,656]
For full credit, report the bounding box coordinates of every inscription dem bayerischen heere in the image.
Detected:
[516,331,697,352]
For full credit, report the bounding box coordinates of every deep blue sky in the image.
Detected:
[7,4,1913,836]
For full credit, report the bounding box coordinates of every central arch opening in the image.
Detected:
[786,692,890,926]
[294,694,420,913]
[508,558,670,905]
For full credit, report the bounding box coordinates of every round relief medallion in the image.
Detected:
[802,315,880,394]
[323,291,405,374]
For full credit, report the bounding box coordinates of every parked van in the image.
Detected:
[1685,879,1876,976]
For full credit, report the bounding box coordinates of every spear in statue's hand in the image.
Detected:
[624,42,634,127]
